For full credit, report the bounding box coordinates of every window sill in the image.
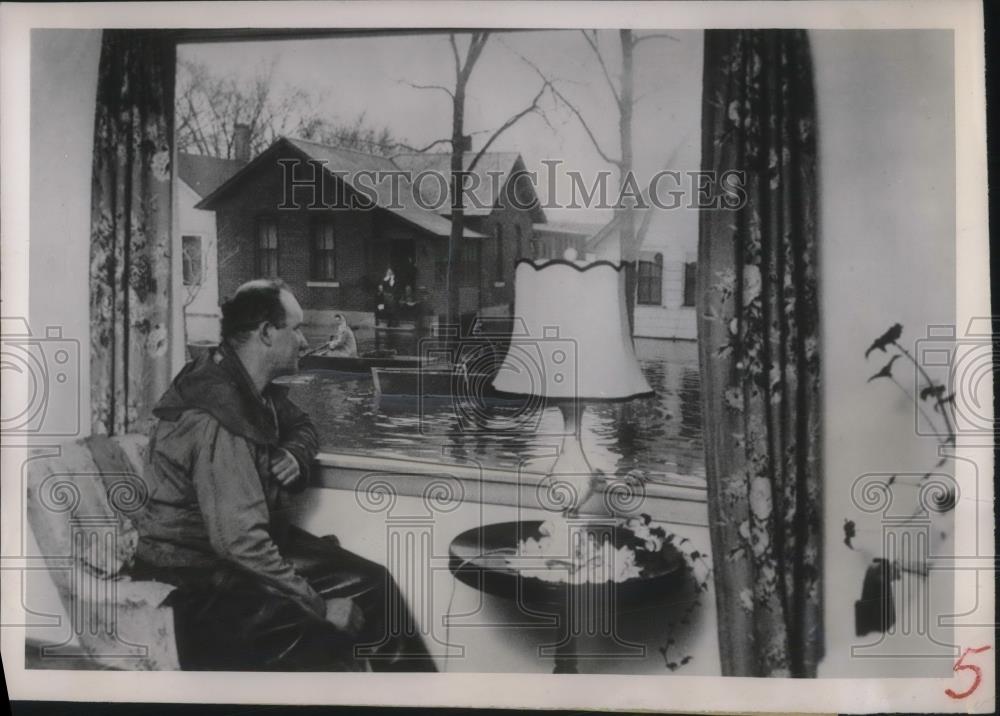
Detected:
[310,451,708,527]
[307,281,340,288]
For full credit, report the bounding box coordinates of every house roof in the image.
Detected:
[532,220,608,238]
[196,137,485,239]
[391,151,545,222]
[582,204,692,254]
[177,153,247,199]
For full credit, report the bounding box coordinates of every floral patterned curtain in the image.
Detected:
[90,31,176,435]
[697,30,823,677]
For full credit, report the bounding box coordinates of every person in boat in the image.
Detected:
[324,313,358,358]
[131,279,435,672]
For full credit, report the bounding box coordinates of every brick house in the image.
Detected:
[390,151,546,318]
[197,138,543,327]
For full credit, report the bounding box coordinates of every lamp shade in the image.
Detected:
[491,257,653,401]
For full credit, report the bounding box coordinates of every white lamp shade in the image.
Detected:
[491,258,653,401]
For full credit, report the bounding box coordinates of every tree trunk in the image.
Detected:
[618,30,637,338]
[447,81,466,340]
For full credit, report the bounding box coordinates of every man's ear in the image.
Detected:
[259,322,276,347]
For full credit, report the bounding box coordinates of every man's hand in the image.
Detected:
[269,448,301,487]
[325,597,365,636]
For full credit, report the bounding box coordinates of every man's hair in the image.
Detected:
[220,279,291,344]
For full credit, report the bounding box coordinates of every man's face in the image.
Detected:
[269,290,307,378]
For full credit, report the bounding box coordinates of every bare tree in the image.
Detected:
[176,59,401,158]
[180,234,244,352]
[300,111,400,156]
[513,30,677,334]
[404,32,552,333]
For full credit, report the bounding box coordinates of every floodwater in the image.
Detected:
[282,337,704,482]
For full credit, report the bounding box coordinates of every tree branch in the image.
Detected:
[400,80,455,99]
[448,33,462,79]
[581,30,621,105]
[468,80,551,173]
[549,83,620,167]
[505,45,621,167]
[461,32,490,82]
[390,137,454,154]
[633,32,681,47]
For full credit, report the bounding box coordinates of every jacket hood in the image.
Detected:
[153,343,288,446]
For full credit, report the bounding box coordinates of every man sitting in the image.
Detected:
[131,279,435,671]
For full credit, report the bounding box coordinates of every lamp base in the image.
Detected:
[547,402,597,514]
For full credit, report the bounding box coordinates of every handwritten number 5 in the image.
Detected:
[945,645,992,699]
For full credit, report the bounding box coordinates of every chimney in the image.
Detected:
[233,123,251,163]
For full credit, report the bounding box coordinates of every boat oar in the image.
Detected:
[301,342,328,357]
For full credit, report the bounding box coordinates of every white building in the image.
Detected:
[534,202,699,341]
[176,147,248,344]
[626,202,699,341]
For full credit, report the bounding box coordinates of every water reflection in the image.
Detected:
[283,338,703,481]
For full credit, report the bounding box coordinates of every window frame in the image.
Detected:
[255,215,280,278]
[636,252,663,306]
[683,260,697,307]
[494,224,505,283]
[310,217,337,282]
[181,234,203,287]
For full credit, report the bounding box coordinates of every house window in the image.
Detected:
[637,253,663,305]
[256,217,279,277]
[495,225,504,282]
[181,235,203,286]
[311,220,337,280]
[461,241,480,285]
[683,261,697,307]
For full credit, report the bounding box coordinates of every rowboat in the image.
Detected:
[299,352,431,373]
[371,366,509,400]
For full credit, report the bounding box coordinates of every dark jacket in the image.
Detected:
[134,343,323,616]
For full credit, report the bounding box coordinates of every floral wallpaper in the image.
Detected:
[697,29,823,677]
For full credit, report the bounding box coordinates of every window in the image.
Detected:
[311,220,336,280]
[256,217,279,277]
[683,261,697,307]
[637,253,663,305]
[495,225,504,282]
[181,235,203,286]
